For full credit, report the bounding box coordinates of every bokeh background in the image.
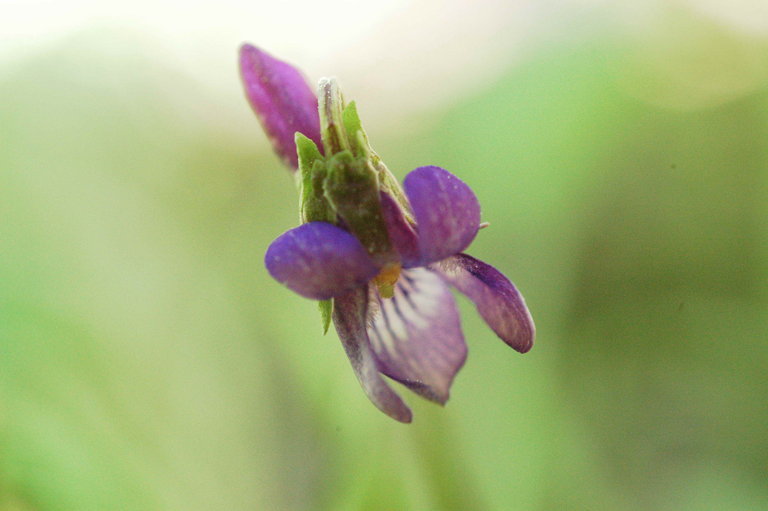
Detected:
[2,1,767,510]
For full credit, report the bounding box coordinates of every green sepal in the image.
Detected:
[319,299,333,334]
[296,132,335,224]
[296,132,323,170]
[300,159,336,224]
[373,159,413,222]
[324,150,394,264]
[341,102,413,222]
[342,101,371,158]
[318,78,349,155]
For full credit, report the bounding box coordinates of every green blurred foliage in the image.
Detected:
[1,20,767,511]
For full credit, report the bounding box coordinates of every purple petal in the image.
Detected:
[379,191,419,267]
[333,287,413,423]
[437,254,535,353]
[403,166,481,266]
[239,44,322,170]
[264,222,379,300]
[367,268,467,404]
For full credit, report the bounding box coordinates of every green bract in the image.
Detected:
[294,78,415,331]
[296,78,413,272]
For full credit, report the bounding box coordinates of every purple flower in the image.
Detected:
[240,44,534,423]
[265,167,534,422]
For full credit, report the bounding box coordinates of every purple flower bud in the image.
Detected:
[239,44,322,170]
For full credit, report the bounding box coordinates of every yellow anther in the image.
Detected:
[373,263,402,299]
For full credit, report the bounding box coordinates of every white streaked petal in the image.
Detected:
[367,268,467,404]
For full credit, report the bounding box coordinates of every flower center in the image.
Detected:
[373,262,401,299]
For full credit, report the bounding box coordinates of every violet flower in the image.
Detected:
[240,44,535,423]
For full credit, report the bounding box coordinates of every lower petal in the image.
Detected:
[265,222,379,300]
[436,254,535,353]
[367,268,467,404]
[332,287,413,423]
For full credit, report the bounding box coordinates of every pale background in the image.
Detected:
[2,1,767,509]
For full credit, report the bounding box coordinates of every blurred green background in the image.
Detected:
[1,2,767,510]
